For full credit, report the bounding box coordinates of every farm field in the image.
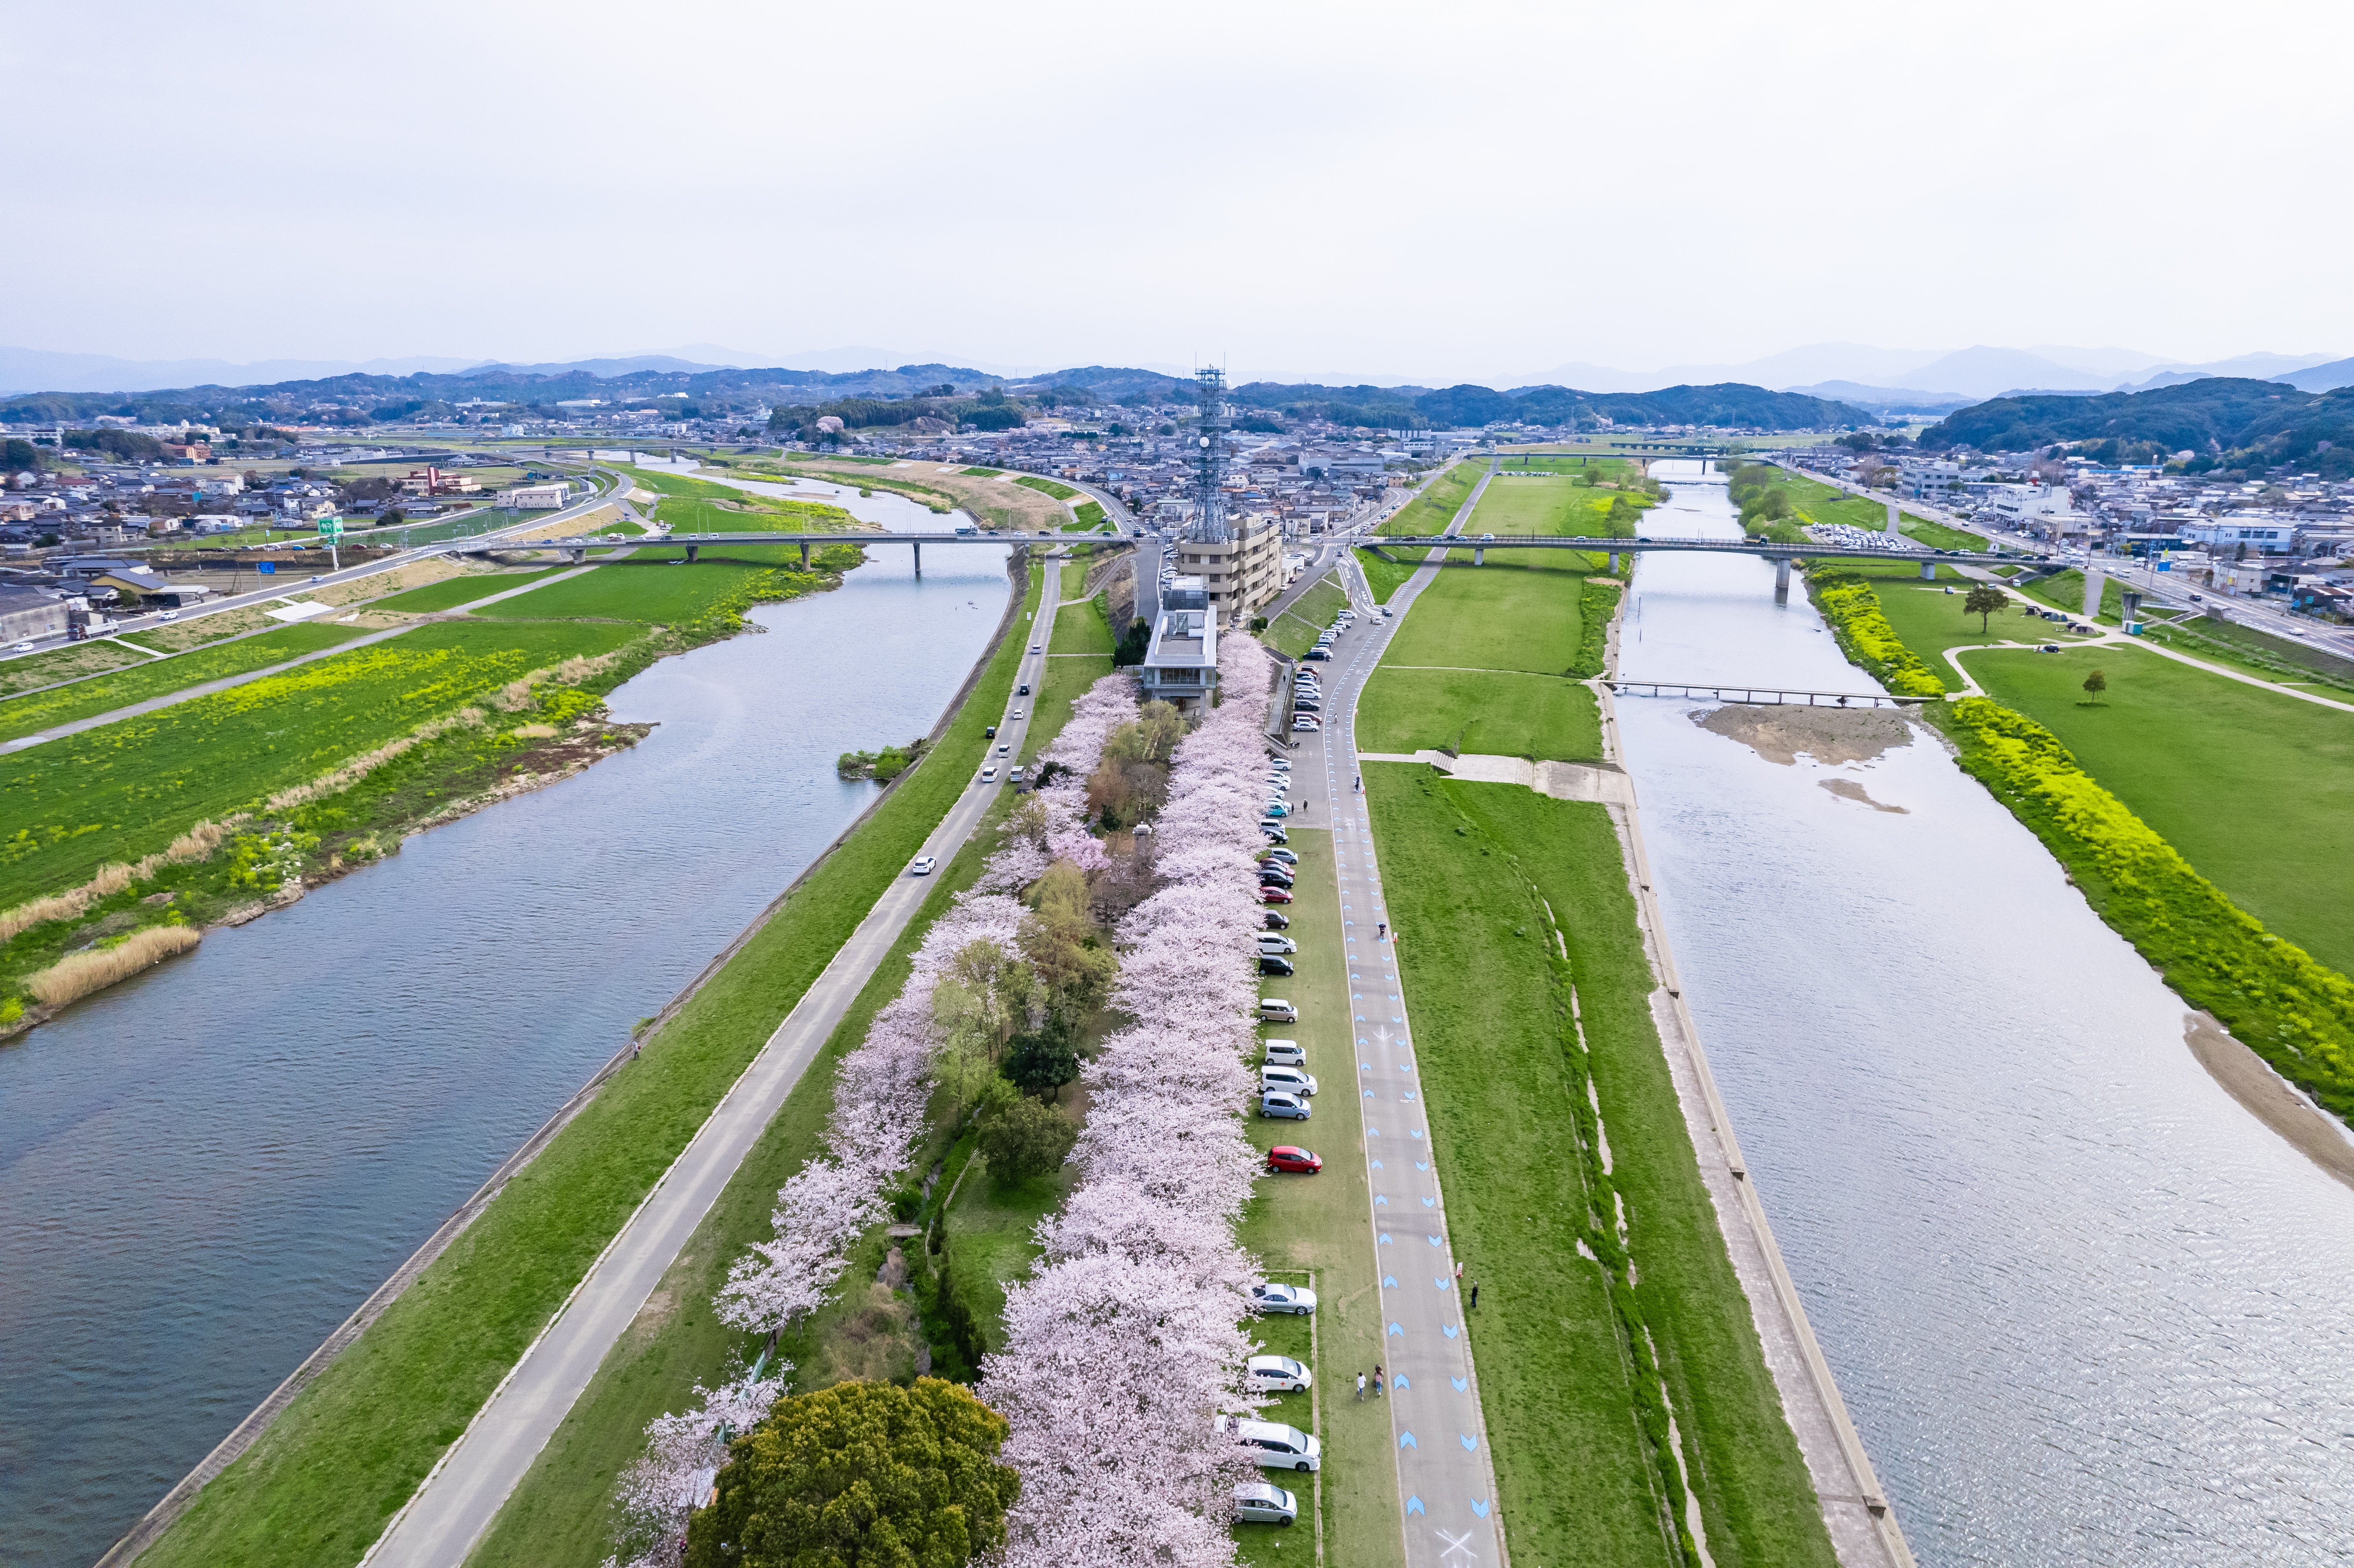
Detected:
[371,566,572,613]
[1356,667,1601,761]
[1367,767,1837,1568]
[1962,642,2354,975]
[0,621,370,745]
[141,565,1044,1568]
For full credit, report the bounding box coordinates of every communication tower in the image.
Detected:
[1184,366,1232,544]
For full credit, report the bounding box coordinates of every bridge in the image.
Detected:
[441,527,1061,572]
[1610,678,1930,709]
[1364,532,2045,601]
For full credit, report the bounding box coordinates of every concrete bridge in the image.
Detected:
[1365,532,2045,602]
[443,528,1051,573]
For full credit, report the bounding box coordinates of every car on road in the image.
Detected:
[1246,1354,1312,1394]
[981,766,998,782]
[1261,1089,1309,1119]
[1263,910,1290,930]
[1261,1063,1316,1094]
[1258,934,1297,955]
[1234,1481,1299,1527]
[1010,708,1024,719]
[1261,887,1293,905]
[1263,1039,1305,1066]
[996,743,1010,755]
[1029,643,1041,653]
[909,856,937,875]
[1480,533,1495,542]
[159,610,179,621]
[1290,716,1320,732]
[10,641,31,653]
[1249,1279,1317,1314]
[1017,682,1029,695]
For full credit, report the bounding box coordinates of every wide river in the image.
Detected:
[0,475,1015,1567]
[1613,462,2354,1565]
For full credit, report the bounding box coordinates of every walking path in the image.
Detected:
[1292,474,1507,1568]
[359,560,1060,1568]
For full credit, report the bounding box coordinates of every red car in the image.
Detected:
[1261,887,1293,905]
[1266,1146,1322,1175]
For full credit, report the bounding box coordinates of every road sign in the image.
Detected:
[258,561,277,575]
[317,515,345,541]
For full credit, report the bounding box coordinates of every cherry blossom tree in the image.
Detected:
[605,1367,787,1568]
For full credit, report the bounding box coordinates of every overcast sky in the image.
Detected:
[9,0,2349,385]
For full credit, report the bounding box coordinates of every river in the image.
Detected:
[1612,462,2354,1565]
[0,489,1016,1568]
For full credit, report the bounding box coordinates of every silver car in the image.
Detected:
[1235,1481,1299,1526]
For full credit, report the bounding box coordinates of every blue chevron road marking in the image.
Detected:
[1435,1277,1451,1290]
[1443,1323,1458,1339]
[1452,1377,1468,1392]
[1380,1233,1393,1244]
[1461,1433,1479,1452]
[1400,1432,1418,1449]
[1407,1495,1425,1515]
[1389,1322,1404,1336]
[1422,1196,1436,1207]
[1416,1161,1429,1171]
[1427,1234,1443,1246]
[1472,1498,1490,1518]
[1384,1276,1398,1288]
[1394,1372,1411,1389]
[1375,1195,1389,1205]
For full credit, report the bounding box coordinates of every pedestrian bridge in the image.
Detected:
[1364,532,2045,602]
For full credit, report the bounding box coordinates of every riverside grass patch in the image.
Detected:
[0,621,370,744]
[1805,569,1946,697]
[1933,696,2354,1120]
[138,563,1044,1568]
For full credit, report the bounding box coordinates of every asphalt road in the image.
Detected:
[360,561,1062,1568]
[1290,473,1507,1568]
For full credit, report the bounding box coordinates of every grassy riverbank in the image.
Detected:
[1263,572,1349,659]
[0,620,371,744]
[137,562,1041,1568]
[1366,767,1836,1568]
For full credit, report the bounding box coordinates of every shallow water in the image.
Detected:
[0,529,1013,1566]
[1613,464,2354,1565]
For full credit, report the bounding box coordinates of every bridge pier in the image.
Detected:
[1473,546,1485,566]
[1920,559,1935,581]
[1774,556,1791,604]
[800,541,811,570]
[912,541,921,577]
[567,547,585,565]
[685,544,699,562]
[1607,550,1619,574]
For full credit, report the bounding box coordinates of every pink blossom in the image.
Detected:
[605,1367,787,1568]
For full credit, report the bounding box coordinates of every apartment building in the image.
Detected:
[1171,511,1284,623]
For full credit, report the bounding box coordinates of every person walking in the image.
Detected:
[1378,921,1388,941]
[1469,1282,1479,1310]
[1453,1260,1463,1282]
[1373,1365,1385,1397]
[1356,1371,1367,1402]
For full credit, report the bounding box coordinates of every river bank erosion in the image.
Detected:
[1613,463,2354,1566]
[0,505,1026,1568]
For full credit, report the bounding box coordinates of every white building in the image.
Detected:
[497,482,572,510]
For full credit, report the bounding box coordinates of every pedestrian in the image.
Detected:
[1378,921,1387,941]
[1356,1371,1367,1402]
[1453,1260,1462,1281]
[1373,1365,1385,1397]
[1470,1282,1479,1310]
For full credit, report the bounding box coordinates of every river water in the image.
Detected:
[1612,463,2354,1566]
[0,495,1016,1567]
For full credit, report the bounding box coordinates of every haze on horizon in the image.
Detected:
[8,0,2348,389]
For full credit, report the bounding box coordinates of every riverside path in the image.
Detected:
[1286,475,1507,1567]
[360,559,1061,1568]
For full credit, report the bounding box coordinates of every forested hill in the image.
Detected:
[1925,378,2354,471]
[1233,380,1868,431]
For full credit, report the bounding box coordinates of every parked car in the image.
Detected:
[985,724,997,738]
[1262,910,1290,930]
[1010,765,1026,781]
[1258,816,1289,834]
[1262,1039,1305,1065]
[1259,997,1297,1021]
[1258,934,1298,955]
[1267,758,1291,772]
[1261,826,1288,845]
[1294,700,1320,714]
[909,856,937,876]
[1261,887,1293,905]
[1246,1354,1312,1394]
[1263,801,1289,818]
[1233,1418,1320,1473]
[1265,1146,1320,1179]
[1261,1064,1316,1095]
[1259,955,1295,977]
[1250,1279,1318,1314]
[1304,648,1330,661]
[1261,1089,1309,1119]
[1234,1481,1299,1527]
[1291,716,1320,732]
[1263,848,1297,865]
[1258,871,1295,890]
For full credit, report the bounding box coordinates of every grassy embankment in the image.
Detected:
[1356,475,1621,760]
[1014,475,1079,501]
[0,622,371,744]
[1233,829,1405,1568]
[1735,468,1971,575]
[1366,767,1837,1568]
[0,639,153,695]
[140,563,1042,1568]
[1356,458,1482,592]
[1813,574,2354,1123]
[1262,572,1350,660]
[1866,578,2100,678]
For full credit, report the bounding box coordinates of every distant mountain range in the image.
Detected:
[1923,378,2354,471]
[1527,344,2353,403]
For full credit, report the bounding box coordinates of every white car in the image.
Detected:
[981,766,998,782]
[1257,934,1297,955]
[1291,716,1320,732]
[909,856,937,875]
[1029,644,1041,653]
[159,610,180,622]
[1263,1039,1305,1066]
[1261,1064,1317,1096]
[1234,1419,1320,1474]
[10,641,32,653]
[1261,1090,1310,1120]
[1010,708,1024,720]
[1246,1354,1312,1394]
[1234,1481,1299,1527]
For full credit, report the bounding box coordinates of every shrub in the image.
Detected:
[976,1094,1078,1180]
[1806,570,1945,696]
[1572,579,1620,677]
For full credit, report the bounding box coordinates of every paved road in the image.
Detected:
[1291,474,1505,1568]
[361,561,1062,1568]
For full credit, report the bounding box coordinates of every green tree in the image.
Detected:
[2082,667,2108,703]
[977,1092,1077,1179]
[1004,1019,1081,1096]
[1963,583,2009,632]
[686,1379,1018,1568]
[1018,862,1115,1024]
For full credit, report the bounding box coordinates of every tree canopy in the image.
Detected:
[686,1378,1018,1568]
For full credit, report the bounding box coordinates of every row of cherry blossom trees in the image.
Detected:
[983,639,1283,1566]
[604,673,1158,1567]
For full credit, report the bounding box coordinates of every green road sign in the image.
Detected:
[317,515,344,540]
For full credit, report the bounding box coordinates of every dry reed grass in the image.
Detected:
[28,926,201,1007]
[0,820,241,942]
[492,653,619,712]
[262,708,486,813]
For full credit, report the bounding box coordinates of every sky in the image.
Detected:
[8,0,2351,386]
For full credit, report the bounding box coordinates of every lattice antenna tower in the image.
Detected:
[1185,365,1232,543]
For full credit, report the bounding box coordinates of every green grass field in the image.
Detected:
[1263,573,1350,659]
[1356,549,1418,605]
[142,566,1044,1568]
[1356,668,1601,760]
[0,621,636,912]
[1367,768,1837,1568]
[0,621,371,745]
[1381,462,1480,538]
[468,554,853,625]
[1960,643,2354,975]
[1048,593,1115,657]
[1381,559,1590,677]
[0,639,152,697]
[1014,476,1078,501]
[1867,579,2096,678]
[2124,607,2354,695]
[1238,830,1405,1568]
[371,568,571,613]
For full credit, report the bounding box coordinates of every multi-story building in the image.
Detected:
[1171,510,1284,624]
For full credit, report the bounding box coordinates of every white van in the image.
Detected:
[1233,1419,1321,1473]
[1262,1039,1305,1066]
[1261,1064,1317,1096]
[1259,998,1298,1023]
[1246,1353,1312,1393]
[981,765,998,782]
